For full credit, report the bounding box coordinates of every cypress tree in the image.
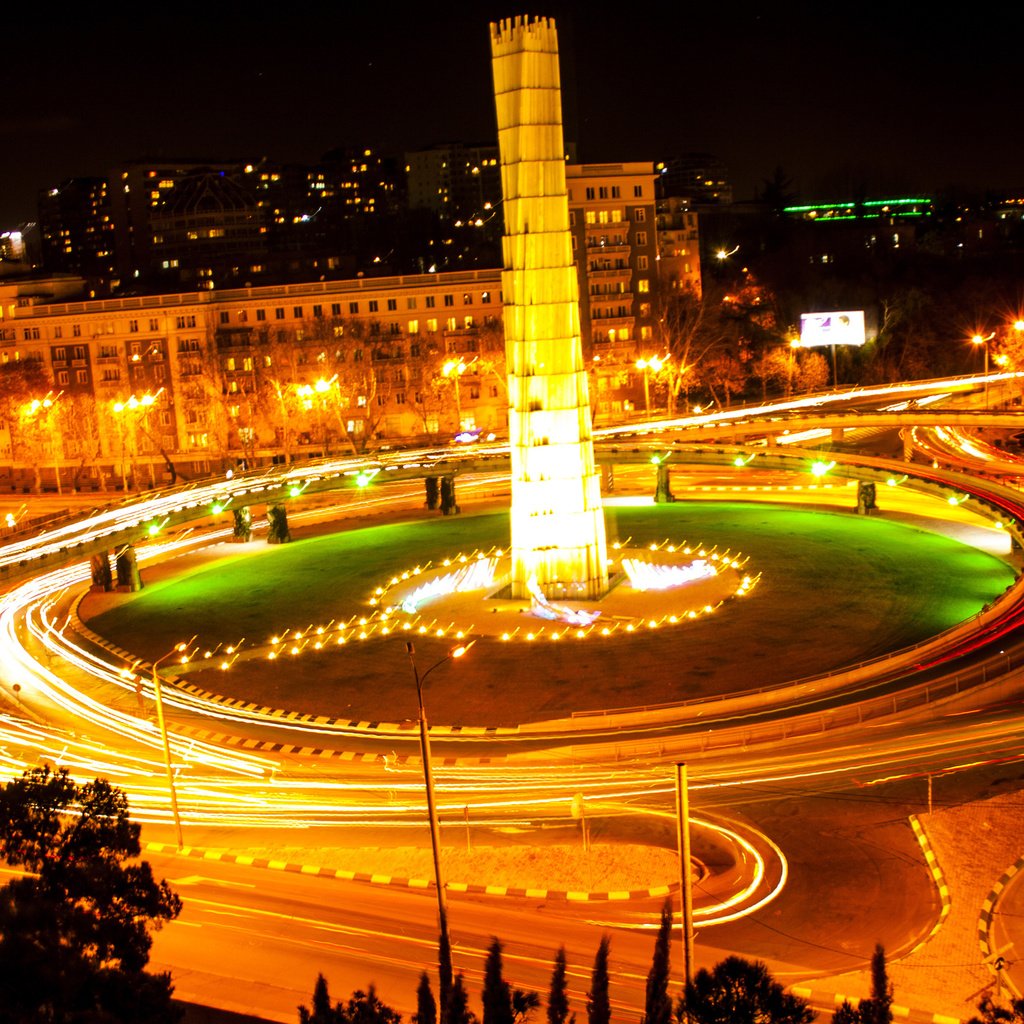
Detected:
[586,936,611,1024]
[299,974,339,1024]
[642,899,673,1024]
[448,973,476,1024]
[860,944,893,1024]
[415,970,438,1024]
[483,938,513,1024]
[439,930,453,1024]
[547,947,573,1024]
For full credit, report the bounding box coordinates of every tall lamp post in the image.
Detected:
[151,640,193,850]
[22,392,63,495]
[972,332,995,407]
[788,337,801,397]
[635,355,666,419]
[406,639,474,1018]
[442,359,469,431]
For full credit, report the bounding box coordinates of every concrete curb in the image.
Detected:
[977,854,1024,999]
[910,813,952,950]
[789,983,961,1024]
[143,840,675,902]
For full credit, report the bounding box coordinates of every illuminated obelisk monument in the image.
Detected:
[491,15,609,601]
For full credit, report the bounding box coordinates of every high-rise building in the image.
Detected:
[656,154,733,206]
[405,143,502,223]
[110,159,243,286]
[37,178,117,291]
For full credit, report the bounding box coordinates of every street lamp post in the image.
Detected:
[151,640,193,850]
[406,639,474,1018]
[972,332,995,408]
[635,356,666,419]
[442,360,469,431]
[788,337,801,397]
[22,393,63,494]
[114,392,162,490]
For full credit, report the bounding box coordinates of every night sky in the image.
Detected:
[5,2,1023,227]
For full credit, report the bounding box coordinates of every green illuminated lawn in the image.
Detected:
[84,504,1016,725]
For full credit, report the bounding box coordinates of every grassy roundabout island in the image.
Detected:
[81,502,1017,727]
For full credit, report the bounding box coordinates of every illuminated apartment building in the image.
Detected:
[37,178,117,292]
[0,269,504,489]
[110,159,243,286]
[566,162,660,422]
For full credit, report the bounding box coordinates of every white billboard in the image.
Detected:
[799,310,866,348]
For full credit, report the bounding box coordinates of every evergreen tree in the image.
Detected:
[586,936,611,1024]
[860,945,893,1024]
[831,1001,861,1024]
[547,947,574,1024]
[641,899,673,1024]
[0,766,182,1024]
[299,980,401,1024]
[966,996,1024,1024]
[339,985,402,1024]
[439,931,454,1024]
[415,971,437,1024]
[482,938,539,1024]
[483,939,514,1024]
[680,956,814,1024]
[299,974,338,1024]
[448,973,477,1024]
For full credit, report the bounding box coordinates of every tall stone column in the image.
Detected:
[490,15,608,600]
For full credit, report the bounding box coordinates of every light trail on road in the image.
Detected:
[4,378,1024,1019]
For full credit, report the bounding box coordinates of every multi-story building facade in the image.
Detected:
[0,270,506,490]
[405,143,502,223]
[655,154,733,206]
[566,162,660,422]
[37,178,117,292]
[2,166,704,488]
[656,197,702,294]
[110,159,243,288]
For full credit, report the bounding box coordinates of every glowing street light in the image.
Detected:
[112,391,162,490]
[972,332,995,407]
[405,639,474,1011]
[296,376,338,454]
[635,355,666,418]
[150,638,195,850]
[21,391,63,495]
[788,336,801,397]
[442,359,471,430]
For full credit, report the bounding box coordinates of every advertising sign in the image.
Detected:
[799,311,866,348]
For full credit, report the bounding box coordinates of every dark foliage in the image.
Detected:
[482,938,539,1024]
[447,974,477,1024]
[641,900,673,1024]
[965,996,1024,1024]
[414,972,437,1024]
[547,947,574,1024]
[680,955,815,1024]
[298,977,402,1024]
[586,936,611,1024]
[0,766,182,1024]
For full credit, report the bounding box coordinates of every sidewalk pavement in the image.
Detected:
[806,791,1023,1022]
